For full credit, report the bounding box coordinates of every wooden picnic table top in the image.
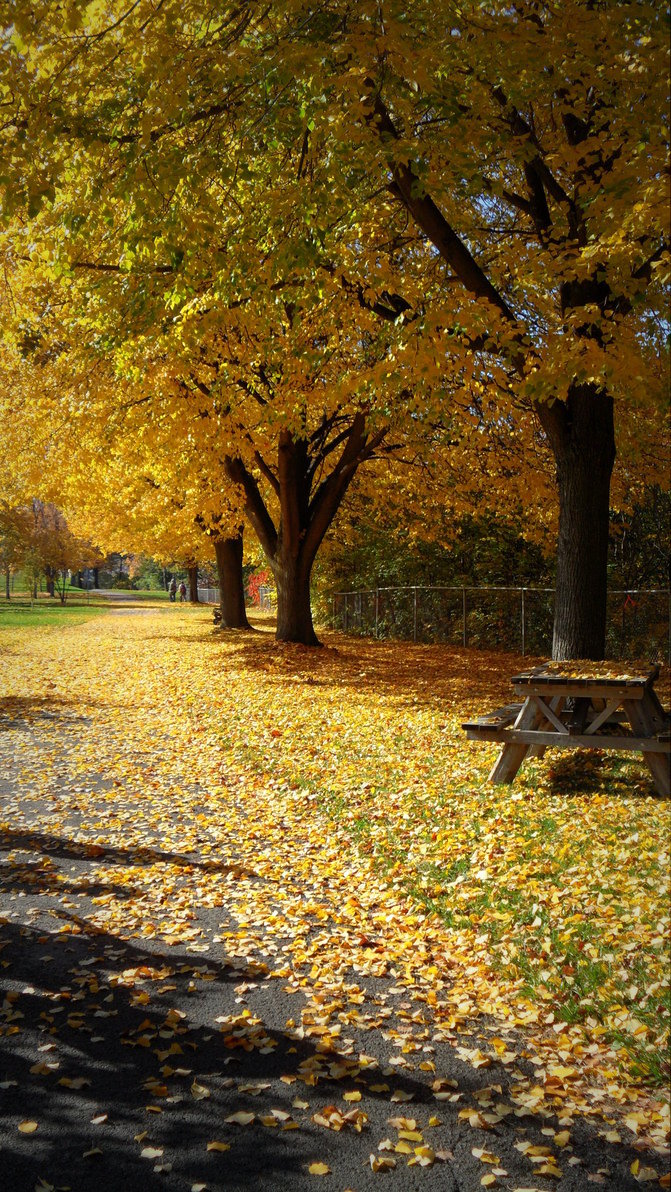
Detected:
[510,662,659,689]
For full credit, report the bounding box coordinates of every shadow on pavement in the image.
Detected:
[0,828,257,879]
[0,914,658,1192]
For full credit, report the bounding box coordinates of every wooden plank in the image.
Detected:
[534,695,570,734]
[638,690,670,734]
[466,727,671,752]
[646,688,670,725]
[528,694,563,758]
[512,666,656,687]
[623,699,671,797]
[584,698,623,735]
[488,698,544,784]
[462,703,523,730]
[511,680,646,701]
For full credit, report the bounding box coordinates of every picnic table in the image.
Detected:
[463,662,670,797]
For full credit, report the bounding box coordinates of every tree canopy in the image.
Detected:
[0,0,668,649]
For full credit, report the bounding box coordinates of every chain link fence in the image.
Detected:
[197,587,219,604]
[329,586,670,662]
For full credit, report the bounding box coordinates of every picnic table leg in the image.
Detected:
[623,697,670,798]
[527,695,564,759]
[489,697,543,784]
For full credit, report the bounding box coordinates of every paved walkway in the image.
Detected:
[0,599,665,1191]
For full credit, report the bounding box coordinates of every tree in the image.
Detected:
[7,500,95,603]
[248,0,668,657]
[1,1,666,654]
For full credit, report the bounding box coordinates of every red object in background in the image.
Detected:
[247,569,271,606]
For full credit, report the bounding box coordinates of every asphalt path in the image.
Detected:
[0,599,665,1191]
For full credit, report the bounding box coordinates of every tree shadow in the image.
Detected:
[543,749,663,799]
[0,828,258,879]
[0,695,92,730]
[207,631,529,713]
[0,914,656,1192]
[0,865,140,900]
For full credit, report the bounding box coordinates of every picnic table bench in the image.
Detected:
[463,662,670,797]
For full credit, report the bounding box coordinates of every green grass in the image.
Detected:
[0,596,108,628]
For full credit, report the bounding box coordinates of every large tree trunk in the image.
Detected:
[187,565,199,603]
[93,567,100,588]
[274,555,319,646]
[541,383,616,660]
[272,434,320,646]
[45,566,55,597]
[214,534,250,629]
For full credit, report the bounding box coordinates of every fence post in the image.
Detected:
[462,587,467,647]
[521,587,526,656]
[375,588,379,639]
[413,587,418,642]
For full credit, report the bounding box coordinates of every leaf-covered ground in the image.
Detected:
[0,601,668,1191]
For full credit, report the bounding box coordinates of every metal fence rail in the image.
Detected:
[330,586,670,662]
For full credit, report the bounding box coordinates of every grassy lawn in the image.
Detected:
[0,594,107,628]
[0,587,171,627]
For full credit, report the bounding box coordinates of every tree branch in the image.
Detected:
[224,455,278,561]
[370,92,518,323]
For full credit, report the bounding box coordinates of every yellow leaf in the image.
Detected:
[18,1121,38,1134]
[206,1141,231,1152]
[369,1155,396,1171]
[308,1162,331,1175]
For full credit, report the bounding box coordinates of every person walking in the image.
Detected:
[178,581,187,603]
[169,577,177,602]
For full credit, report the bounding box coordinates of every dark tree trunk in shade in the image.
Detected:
[45,566,55,597]
[93,567,99,589]
[214,534,250,629]
[540,383,616,660]
[274,554,319,646]
[188,565,199,603]
[5,568,9,600]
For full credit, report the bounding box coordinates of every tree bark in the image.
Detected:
[274,553,319,646]
[93,567,99,588]
[45,566,55,597]
[214,533,250,629]
[539,383,616,660]
[187,564,199,603]
[5,567,9,600]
